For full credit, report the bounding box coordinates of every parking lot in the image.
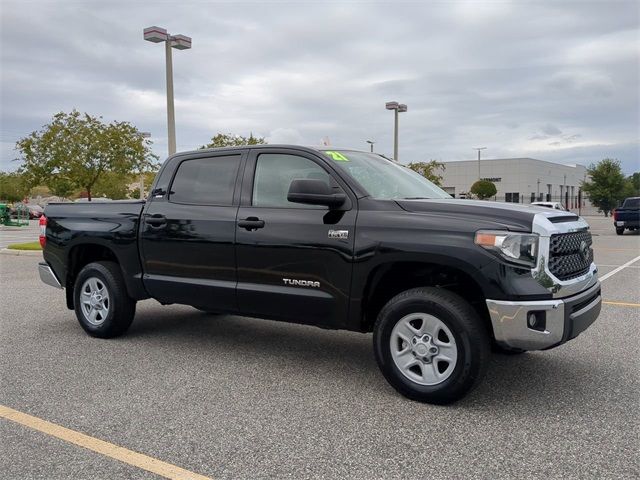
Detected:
[1,216,638,479]
[0,220,40,249]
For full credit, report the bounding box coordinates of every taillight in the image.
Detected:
[613,210,618,221]
[39,215,47,248]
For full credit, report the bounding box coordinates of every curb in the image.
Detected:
[0,248,43,257]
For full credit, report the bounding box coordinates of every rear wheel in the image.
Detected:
[373,287,490,404]
[615,227,624,235]
[73,261,136,338]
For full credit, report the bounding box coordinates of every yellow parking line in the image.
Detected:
[0,405,213,480]
[603,301,640,307]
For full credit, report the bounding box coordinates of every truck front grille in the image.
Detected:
[548,230,593,281]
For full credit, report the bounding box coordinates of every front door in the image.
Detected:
[140,151,245,311]
[235,149,357,328]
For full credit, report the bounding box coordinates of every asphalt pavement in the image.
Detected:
[1,216,638,479]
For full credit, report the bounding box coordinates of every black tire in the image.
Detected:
[615,227,624,235]
[73,261,136,338]
[373,287,490,405]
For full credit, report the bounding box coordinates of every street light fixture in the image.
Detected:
[144,26,192,156]
[366,140,375,153]
[385,101,407,161]
[473,147,487,180]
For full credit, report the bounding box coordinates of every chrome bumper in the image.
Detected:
[38,262,62,289]
[486,281,601,351]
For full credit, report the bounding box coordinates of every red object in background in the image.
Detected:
[613,209,618,221]
[39,215,47,248]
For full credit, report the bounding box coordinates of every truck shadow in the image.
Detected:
[128,306,603,411]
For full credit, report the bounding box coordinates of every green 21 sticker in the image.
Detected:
[325,151,349,161]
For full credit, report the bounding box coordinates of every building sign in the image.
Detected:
[481,177,502,182]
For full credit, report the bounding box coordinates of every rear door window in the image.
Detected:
[170,155,241,205]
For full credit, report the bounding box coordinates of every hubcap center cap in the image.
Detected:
[412,335,438,360]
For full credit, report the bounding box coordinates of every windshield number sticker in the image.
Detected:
[325,151,349,162]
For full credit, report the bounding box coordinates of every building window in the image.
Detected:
[505,192,520,203]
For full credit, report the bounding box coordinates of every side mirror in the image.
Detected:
[287,179,346,208]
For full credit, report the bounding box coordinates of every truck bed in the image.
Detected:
[43,200,147,301]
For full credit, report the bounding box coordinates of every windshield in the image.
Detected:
[321,150,451,200]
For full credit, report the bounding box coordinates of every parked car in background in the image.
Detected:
[613,197,640,235]
[11,203,44,219]
[532,201,568,211]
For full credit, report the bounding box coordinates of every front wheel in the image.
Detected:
[73,261,136,338]
[373,287,490,404]
[616,227,624,235]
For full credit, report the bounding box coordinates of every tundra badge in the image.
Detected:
[328,230,349,240]
[283,278,321,288]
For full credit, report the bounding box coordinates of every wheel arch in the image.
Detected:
[65,242,147,309]
[359,258,493,336]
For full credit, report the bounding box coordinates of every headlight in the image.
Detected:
[475,231,538,267]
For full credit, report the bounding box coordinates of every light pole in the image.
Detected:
[385,101,407,161]
[144,26,192,156]
[366,140,375,153]
[474,147,487,180]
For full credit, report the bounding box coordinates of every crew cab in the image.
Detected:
[38,146,602,404]
[613,197,640,235]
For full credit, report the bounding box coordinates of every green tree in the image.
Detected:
[0,171,29,202]
[624,172,640,197]
[92,171,131,199]
[407,160,445,186]
[16,110,158,201]
[582,158,627,216]
[200,132,267,149]
[470,180,497,200]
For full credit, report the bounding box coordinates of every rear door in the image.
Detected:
[140,151,246,311]
[235,148,357,328]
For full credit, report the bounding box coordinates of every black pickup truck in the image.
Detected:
[39,146,602,404]
[613,197,640,235]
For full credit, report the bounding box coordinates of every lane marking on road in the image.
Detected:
[599,255,640,282]
[596,264,640,268]
[603,301,640,307]
[595,248,640,252]
[0,405,213,480]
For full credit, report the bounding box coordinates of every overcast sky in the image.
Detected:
[1,0,638,173]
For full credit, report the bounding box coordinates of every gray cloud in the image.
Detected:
[1,0,638,174]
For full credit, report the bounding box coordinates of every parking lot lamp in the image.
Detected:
[474,147,487,180]
[144,26,192,156]
[366,140,375,152]
[385,102,407,161]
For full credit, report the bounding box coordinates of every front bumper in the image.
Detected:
[486,281,601,351]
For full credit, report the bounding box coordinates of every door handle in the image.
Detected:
[238,217,265,231]
[146,214,167,227]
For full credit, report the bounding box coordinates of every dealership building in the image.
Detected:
[439,157,588,207]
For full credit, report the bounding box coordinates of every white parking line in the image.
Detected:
[599,255,640,282]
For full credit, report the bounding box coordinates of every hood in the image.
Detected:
[396,198,578,232]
